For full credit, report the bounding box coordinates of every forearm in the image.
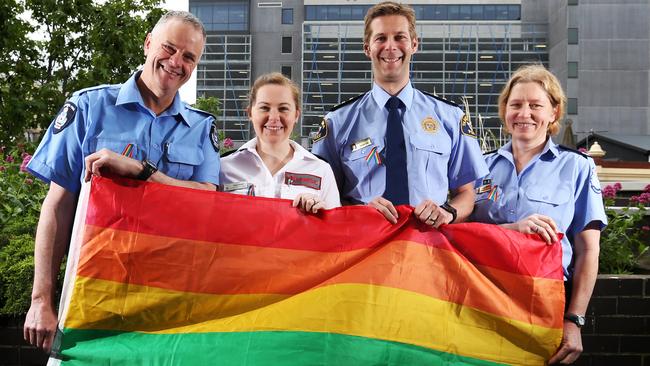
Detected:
[148,171,216,191]
[568,236,600,314]
[31,187,76,304]
[448,183,476,222]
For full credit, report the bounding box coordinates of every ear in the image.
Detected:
[411,37,419,53]
[246,107,252,120]
[294,108,301,121]
[551,104,559,123]
[363,42,371,59]
[143,33,152,56]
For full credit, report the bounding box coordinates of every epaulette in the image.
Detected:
[185,104,216,119]
[72,84,113,97]
[330,92,367,112]
[311,153,330,163]
[558,144,589,159]
[421,91,460,108]
[483,148,499,155]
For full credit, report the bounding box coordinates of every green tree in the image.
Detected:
[0,0,164,143]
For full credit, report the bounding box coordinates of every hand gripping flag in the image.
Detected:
[49,177,564,365]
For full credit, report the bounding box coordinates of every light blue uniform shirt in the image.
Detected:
[312,82,488,206]
[28,71,220,194]
[471,138,608,278]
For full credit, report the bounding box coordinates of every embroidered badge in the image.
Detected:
[476,183,492,194]
[351,137,372,152]
[53,102,77,134]
[285,172,322,190]
[210,122,219,152]
[312,118,328,143]
[121,143,135,158]
[590,165,602,194]
[365,146,382,165]
[421,117,439,134]
[460,113,477,138]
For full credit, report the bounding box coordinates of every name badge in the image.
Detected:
[351,138,372,152]
[285,172,322,190]
[220,182,255,196]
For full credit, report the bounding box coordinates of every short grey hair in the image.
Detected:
[153,10,206,41]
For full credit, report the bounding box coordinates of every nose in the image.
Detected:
[519,105,532,117]
[268,109,280,121]
[168,51,182,66]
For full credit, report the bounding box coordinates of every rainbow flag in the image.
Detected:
[49,177,564,365]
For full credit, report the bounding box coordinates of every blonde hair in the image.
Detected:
[498,64,566,136]
[364,2,417,45]
[248,72,301,110]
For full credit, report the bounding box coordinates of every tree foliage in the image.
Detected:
[0,0,164,143]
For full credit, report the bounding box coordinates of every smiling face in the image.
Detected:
[364,15,418,90]
[249,84,300,146]
[140,18,204,100]
[505,81,558,146]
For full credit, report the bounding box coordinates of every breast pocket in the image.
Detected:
[408,135,450,194]
[341,138,384,196]
[93,138,137,157]
[164,143,204,180]
[525,184,572,217]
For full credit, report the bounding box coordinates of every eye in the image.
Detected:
[508,103,521,109]
[279,107,290,112]
[375,36,386,42]
[258,106,270,111]
[183,53,196,63]
[162,44,176,55]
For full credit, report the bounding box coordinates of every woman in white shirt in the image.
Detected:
[220,73,340,212]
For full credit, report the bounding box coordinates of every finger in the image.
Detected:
[311,201,325,213]
[35,328,45,350]
[548,344,571,365]
[537,215,559,233]
[291,195,301,207]
[370,201,398,224]
[306,199,316,212]
[42,332,53,353]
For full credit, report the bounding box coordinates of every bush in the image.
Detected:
[0,142,49,314]
[599,183,649,274]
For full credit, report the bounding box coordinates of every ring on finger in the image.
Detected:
[533,225,539,233]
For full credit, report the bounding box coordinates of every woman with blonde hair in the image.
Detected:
[220,72,340,212]
[471,64,607,364]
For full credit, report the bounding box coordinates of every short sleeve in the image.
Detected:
[27,94,87,194]
[190,118,221,185]
[446,109,489,189]
[569,158,608,238]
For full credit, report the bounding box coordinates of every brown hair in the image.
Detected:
[248,72,301,111]
[498,64,566,136]
[364,2,417,45]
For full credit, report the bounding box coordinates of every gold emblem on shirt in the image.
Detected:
[421,117,439,134]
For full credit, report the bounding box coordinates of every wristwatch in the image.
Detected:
[136,159,158,181]
[440,202,457,224]
[564,313,586,328]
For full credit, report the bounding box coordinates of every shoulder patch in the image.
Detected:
[558,144,589,159]
[483,148,498,155]
[460,113,477,138]
[330,92,367,112]
[312,118,329,143]
[210,122,220,152]
[421,91,460,108]
[52,102,77,134]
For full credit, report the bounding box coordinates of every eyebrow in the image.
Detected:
[164,41,198,61]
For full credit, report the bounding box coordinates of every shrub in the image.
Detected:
[599,183,649,274]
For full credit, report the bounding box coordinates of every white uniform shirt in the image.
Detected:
[220,138,341,209]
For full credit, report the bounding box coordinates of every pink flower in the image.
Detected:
[642,226,650,232]
[223,138,234,149]
[602,185,618,199]
[0,146,5,153]
[630,195,640,204]
[614,182,622,190]
[0,166,5,172]
[5,155,14,163]
[24,178,33,185]
[644,184,650,193]
[20,154,32,172]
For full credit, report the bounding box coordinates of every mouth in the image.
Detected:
[264,125,284,132]
[380,56,404,64]
[158,62,184,77]
[513,122,536,128]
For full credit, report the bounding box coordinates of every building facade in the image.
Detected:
[189,0,650,147]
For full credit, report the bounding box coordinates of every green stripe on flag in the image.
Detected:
[58,329,505,365]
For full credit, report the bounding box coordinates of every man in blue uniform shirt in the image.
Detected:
[23,11,220,352]
[312,1,487,226]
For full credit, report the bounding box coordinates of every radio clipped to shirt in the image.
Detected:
[219,181,255,196]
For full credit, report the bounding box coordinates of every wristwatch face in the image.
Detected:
[565,313,585,327]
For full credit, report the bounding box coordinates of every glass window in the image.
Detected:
[281,66,292,78]
[282,36,292,54]
[568,62,578,78]
[459,5,471,20]
[433,5,447,20]
[305,6,315,20]
[448,6,460,20]
[282,8,293,24]
[471,6,483,20]
[568,28,579,44]
[568,0,578,5]
[327,6,340,20]
[509,5,521,20]
[340,6,351,20]
[568,98,578,114]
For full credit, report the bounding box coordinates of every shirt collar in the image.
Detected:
[497,137,559,163]
[115,71,190,126]
[239,137,315,161]
[371,82,414,111]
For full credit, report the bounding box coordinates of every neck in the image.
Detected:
[136,76,175,116]
[376,78,409,96]
[511,136,548,173]
[256,139,294,176]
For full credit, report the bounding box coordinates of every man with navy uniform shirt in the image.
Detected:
[312,1,488,226]
[23,11,220,352]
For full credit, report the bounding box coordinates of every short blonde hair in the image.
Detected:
[248,72,301,111]
[364,2,417,45]
[498,64,566,136]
